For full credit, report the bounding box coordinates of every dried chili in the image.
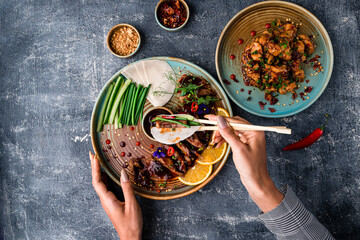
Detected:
[157,0,187,29]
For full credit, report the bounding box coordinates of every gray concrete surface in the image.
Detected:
[1,0,359,239]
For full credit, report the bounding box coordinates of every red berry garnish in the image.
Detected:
[265,23,271,29]
[150,144,154,149]
[238,39,243,44]
[105,139,111,144]
[130,126,135,131]
[230,54,235,60]
[230,74,236,80]
[136,141,140,146]
[251,30,256,36]
[121,152,125,157]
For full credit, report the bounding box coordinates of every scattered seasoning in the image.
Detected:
[150,144,155,149]
[247,97,252,101]
[105,139,111,144]
[265,23,271,29]
[306,79,310,83]
[292,92,298,100]
[102,148,108,153]
[230,74,236,80]
[236,90,239,94]
[123,162,129,168]
[238,39,244,44]
[110,26,139,56]
[248,90,252,95]
[136,141,141,146]
[305,86,313,93]
[240,88,244,92]
[127,152,132,157]
[107,146,112,150]
[130,126,135,131]
[269,108,277,113]
[259,101,267,110]
[156,189,161,193]
[230,54,236,60]
[120,141,126,147]
[250,30,256,36]
[121,152,126,157]
[283,114,330,151]
[223,79,231,85]
[157,0,187,29]
[299,92,305,100]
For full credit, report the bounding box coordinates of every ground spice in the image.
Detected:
[110,26,139,56]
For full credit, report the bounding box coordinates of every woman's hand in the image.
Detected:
[205,115,284,212]
[89,152,142,240]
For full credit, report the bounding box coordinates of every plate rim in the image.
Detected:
[215,0,334,118]
[90,56,233,200]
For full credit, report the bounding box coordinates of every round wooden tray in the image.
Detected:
[91,57,233,200]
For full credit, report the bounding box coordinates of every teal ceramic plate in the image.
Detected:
[216,1,334,118]
[90,57,233,200]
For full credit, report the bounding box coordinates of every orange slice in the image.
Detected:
[197,143,228,165]
[178,163,213,186]
[217,107,230,117]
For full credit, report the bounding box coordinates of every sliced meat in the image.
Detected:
[157,157,184,176]
[197,88,215,96]
[186,133,205,149]
[176,142,191,157]
[155,120,187,128]
[163,145,187,173]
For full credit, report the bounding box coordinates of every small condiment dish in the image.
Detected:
[141,106,173,141]
[106,23,141,58]
[155,0,190,32]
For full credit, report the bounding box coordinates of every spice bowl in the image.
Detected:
[106,23,141,58]
[141,106,174,141]
[155,0,190,32]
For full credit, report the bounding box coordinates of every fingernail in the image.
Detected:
[121,169,129,183]
[217,115,228,129]
[89,151,93,161]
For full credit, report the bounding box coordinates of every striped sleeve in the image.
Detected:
[259,185,334,240]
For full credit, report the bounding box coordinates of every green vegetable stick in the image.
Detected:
[103,76,124,124]
[135,84,151,124]
[134,87,147,123]
[96,83,114,132]
[109,78,131,124]
[126,83,137,125]
[131,84,142,125]
[122,83,134,125]
[114,110,119,129]
[119,86,130,125]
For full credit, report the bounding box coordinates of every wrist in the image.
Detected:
[241,174,284,213]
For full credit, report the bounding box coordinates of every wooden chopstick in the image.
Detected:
[196,125,291,134]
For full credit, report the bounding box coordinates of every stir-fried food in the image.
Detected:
[241,19,316,102]
[130,75,220,189]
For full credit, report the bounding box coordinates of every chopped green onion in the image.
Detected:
[151,117,190,128]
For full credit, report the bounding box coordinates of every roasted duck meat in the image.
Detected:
[155,119,187,128]
[186,133,204,149]
[157,157,184,176]
[163,145,187,173]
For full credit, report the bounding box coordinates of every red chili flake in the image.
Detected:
[248,90,252,95]
[230,54,235,60]
[251,30,256,36]
[107,146,112,150]
[105,139,111,144]
[240,88,244,92]
[304,86,313,93]
[247,97,252,101]
[130,126,135,131]
[299,92,305,100]
[121,152,125,157]
[238,39,244,44]
[259,101,267,110]
[223,79,231,85]
[230,74,236,80]
[292,92,298,100]
[156,189,161,193]
[265,23,271,29]
[305,79,310,83]
[136,141,140,146]
[269,108,277,113]
[150,144,154,149]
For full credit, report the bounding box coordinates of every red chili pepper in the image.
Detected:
[191,102,198,112]
[167,147,175,157]
[161,115,176,119]
[283,114,330,151]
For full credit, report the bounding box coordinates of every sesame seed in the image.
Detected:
[311,74,314,76]
[277,103,280,105]
[283,104,286,106]
[307,97,310,99]
[129,137,131,140]
[304,86,307,89]
[236,91,239,94]
[321,51,324,53]
[118,134,120,136]
[304,93,307,96]
[114,131,117,134]
[296,100,299,103]
[100,139,103,142]
[299,23,302,25]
